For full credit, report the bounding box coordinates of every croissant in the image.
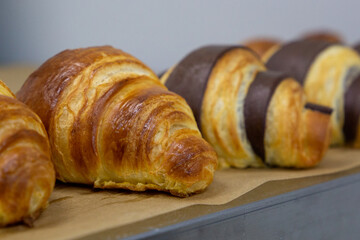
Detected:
[0,80,55,227]
[161,45,332,168]
[264,40,360,147]
[17,46,217,197]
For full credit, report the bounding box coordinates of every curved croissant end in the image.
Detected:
[17,46,217,197]
[0,80,55,227]
[265,40,360,146]
[161,46,332,168]
[263,75,332,167]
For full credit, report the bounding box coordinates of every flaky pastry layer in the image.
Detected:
[201,48,265,168]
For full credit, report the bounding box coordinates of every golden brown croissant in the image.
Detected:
[161,46,332,168]
[0,80,55,227]
[17,46,217,197]
[264,40,360,147]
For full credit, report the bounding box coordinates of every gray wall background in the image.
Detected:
[0,0,359,72]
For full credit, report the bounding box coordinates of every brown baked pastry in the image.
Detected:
[0,80,55,227]
[301,30,344,44]
[243,38,281,59]
[161,46,332,168]
[265,40,360,147]
[17,46,217,197]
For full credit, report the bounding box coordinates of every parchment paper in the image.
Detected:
[1,148,360,240]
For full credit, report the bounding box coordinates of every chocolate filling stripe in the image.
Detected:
[304,103,333,115]
[266,40,333,85]
[165,45,250,125]
[244,71,286,160]
[354,43,360,54]
[344,74,360,142]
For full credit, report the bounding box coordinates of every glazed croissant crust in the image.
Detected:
[17,46,217,197]
[161,46,332,168]
[0,80,55,227]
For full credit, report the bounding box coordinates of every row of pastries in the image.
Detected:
[1,31,360,227]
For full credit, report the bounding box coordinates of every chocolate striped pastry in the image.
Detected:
[161,46,332,168]
[0,80,55,226]
[17,46,217,197]
[265,40,360,146]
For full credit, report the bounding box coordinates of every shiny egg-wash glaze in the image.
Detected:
[161,46,332,168]
[265,40,360,146]
[0,80,55,226]
[17,46,217,197]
